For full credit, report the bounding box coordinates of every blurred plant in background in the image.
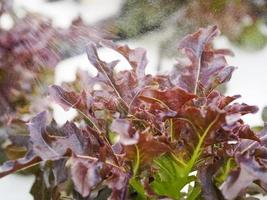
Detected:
[99,0,267,50]
[0,0,57,164]
[0,0,108,164]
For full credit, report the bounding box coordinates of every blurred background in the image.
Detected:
[0,0,266,199]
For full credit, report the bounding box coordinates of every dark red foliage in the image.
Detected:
[221,125,267,199]
[0,1,110,119]
[0,25,266,200]
[0,14,58,117]
[174,26,235,95]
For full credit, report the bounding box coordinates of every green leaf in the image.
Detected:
[129,178,146,199]
[187,182,202,200]
[216,158,235,184]
[151,154,194,199]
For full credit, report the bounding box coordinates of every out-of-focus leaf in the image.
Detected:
[0,151,41,178]
[71,156,103,197]
[110,118,139,145]
[222,153,267,200]
[198,161,225,200]
[222,125,267,199]
[30,170,59,200]
[261,106,267,122]
[4,145,27,160]
[29,111,85,160]
[0,111,97,178]
[49,85,88,112]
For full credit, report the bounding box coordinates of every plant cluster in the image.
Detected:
[0,0,108,119]
[0,25,267,200]
[0,0,109,174]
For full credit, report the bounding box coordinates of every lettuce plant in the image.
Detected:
[0,26,266,200]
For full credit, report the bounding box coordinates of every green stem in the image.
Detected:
[170,119,174,142]
[133,144,140,177]
[186,115,219,174]
[171,153,187,167]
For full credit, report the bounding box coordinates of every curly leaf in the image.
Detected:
[175,25,235,95]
